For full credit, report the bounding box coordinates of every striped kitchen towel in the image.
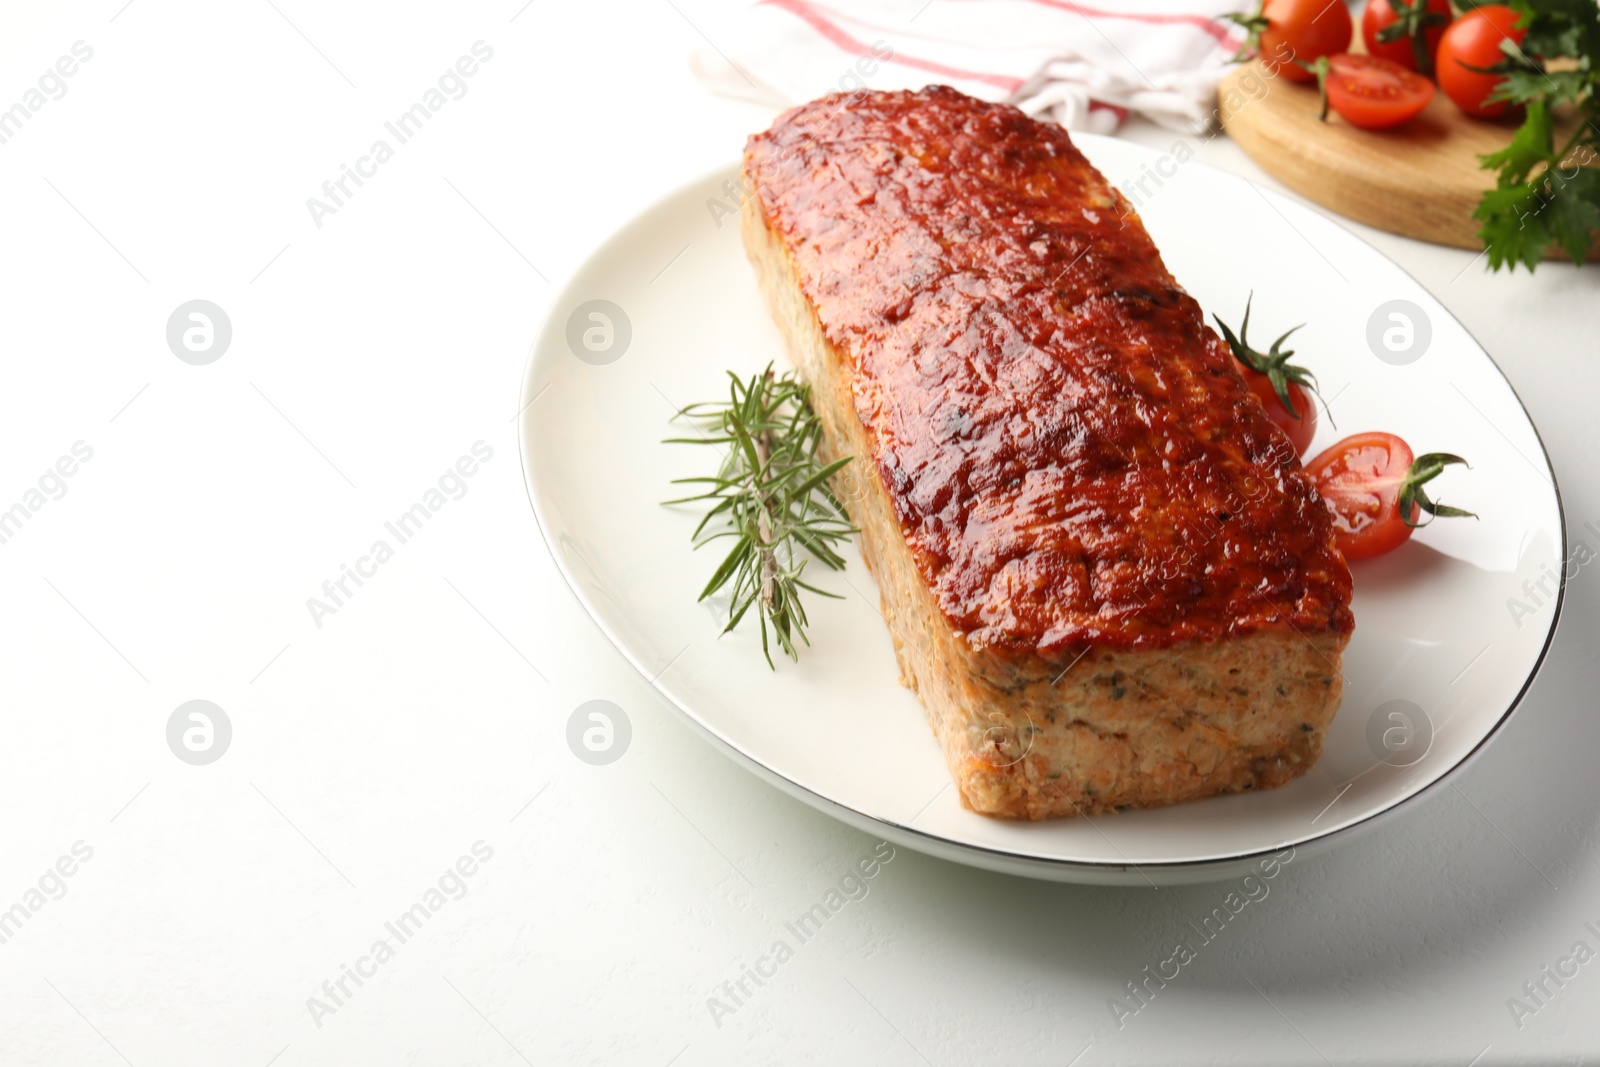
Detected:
[690,0,1249,133]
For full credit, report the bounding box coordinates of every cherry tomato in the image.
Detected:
[1304,432,1417,560]
[1361,0,1453,75]
[1437,5,1526,118]
[1212,297,1323,455]
[1236,0,1354,83]
[1324,53,1435,130]
[1242,371,1318,454]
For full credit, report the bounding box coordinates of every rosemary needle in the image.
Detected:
[664,364,857,668]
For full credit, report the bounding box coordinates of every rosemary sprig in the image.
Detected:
[664,365,857,668]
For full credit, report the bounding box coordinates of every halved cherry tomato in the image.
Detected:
[1306,432,1417,560]
[1305,433,1476,560]
[1230,0,1354,83]
[1244,372,1318,454]
[1323,53,1435,130]
[1361,0,1453,75]
[1437,5,1526,119]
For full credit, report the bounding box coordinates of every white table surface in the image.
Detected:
[1,2,1597,1064]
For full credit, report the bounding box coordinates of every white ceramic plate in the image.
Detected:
[520,136,1565,885]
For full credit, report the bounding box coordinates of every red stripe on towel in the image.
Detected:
[760,0,1027,92]
[946,0,1241,48]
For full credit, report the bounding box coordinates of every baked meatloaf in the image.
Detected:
[741,86,1354,819]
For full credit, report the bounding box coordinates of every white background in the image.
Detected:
[0,1,1597,1064]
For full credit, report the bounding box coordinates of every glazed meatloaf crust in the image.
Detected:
[741,86,1354,819]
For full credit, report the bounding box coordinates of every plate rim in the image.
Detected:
[518,143,1569,879]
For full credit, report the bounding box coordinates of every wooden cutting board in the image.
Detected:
[1217,59,1588,255]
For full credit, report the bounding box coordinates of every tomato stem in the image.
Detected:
[1298,56,1332,121]
[1223,2,1271,63]
[1213,294,1325,421]
[1398,452,1477,528]
[1373,0,1447,78]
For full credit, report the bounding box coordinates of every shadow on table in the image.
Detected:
[878,567,1599,1020]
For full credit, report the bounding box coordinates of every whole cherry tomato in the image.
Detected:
[1243,371,1318,455]
[1212,296,1321,455]
[1362,0,1454,76]
[1230,0,1354,83]
[1437,5,1526,118]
